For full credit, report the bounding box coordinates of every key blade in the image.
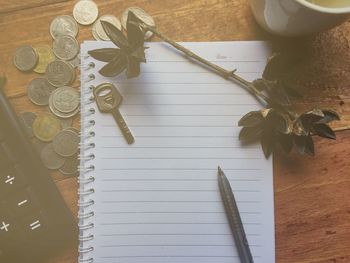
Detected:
[93,83,122,113]
[112,110,135,145]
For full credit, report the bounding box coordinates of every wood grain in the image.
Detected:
[0,0,349,262]
[274,131,350,263]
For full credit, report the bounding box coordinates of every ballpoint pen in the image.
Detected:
[218,166,254,263]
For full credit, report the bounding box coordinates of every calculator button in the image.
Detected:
[20,211,47,240]
[4,187,39,217]
[0,142,15,168]
[0,215,25,250]
[0,165,27,198]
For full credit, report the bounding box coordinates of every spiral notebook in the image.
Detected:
[79,41,275,263]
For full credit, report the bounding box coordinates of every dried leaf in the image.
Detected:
[313,123,336,140]
[99,54,127,77]
[126,11,145,50]
[261,108,272,118]
[307,109,324,118]
[252,78,271,91]
[293,135,306,155]
[278,133,293,153]
[304,136,315,156]
[88,48,120,62]
[280,79,302,99]
[317,110,340,124]
[300,109,325,132]
[263,52,303,81]
[238,126,263,142]
[101,21,128,49]
[261,129,274,158]
[293,135,314,156]
[293,119,307,136]
[266,110,290,134]
[268,86,291,106]
[126,56,141,79]
[263,53,283,81]
[130,47,146,62]
[238,111,264,127]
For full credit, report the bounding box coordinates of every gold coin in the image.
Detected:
[33,114,62,142]
[33,45,56,74]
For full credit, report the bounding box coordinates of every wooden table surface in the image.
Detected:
[1,1,350,262]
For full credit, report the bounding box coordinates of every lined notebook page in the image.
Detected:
[81,41,274,263]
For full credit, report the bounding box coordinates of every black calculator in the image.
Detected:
[0,77,77,262]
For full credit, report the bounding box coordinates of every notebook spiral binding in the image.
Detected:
[78,54,96,263]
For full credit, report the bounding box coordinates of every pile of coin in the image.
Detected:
[14,1,95,175]
[14,0,155,175]
[20,112,79,176]
[49,87,80,119]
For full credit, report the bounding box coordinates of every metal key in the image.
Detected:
[93,83,134,144]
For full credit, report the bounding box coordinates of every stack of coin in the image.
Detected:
[49,87,80,119]
[52,129,80,176]
[45,60,76,87]
[49,14,80,87]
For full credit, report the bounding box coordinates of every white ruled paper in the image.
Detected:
[80,41,274,263]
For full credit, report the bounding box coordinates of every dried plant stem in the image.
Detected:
[144,25,298,119]
[144,26,268,101]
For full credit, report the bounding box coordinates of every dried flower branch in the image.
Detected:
[90,11,340,158]
[88,12,146,78]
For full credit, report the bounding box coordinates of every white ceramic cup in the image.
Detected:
[248,0,350,36]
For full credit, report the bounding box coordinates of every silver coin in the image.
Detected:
[27,78,56,106]
[40,143,65,170]
[49,92,80,119]
[53,35,79,61]
[59,154,79,176]
[46,60,74,87]
[52,130,79,157]
[50,15,79,39]
[14,45,38,72]
[65,127,80,135]
[70,67,77,84]
[52,87,80,113]
[94,15,122,41]
[121,7,155,40]
[61,118,73,129]
[92,21,103,41]
[73,0,99,25]
[20,112,37,138]
[68,54,80,68]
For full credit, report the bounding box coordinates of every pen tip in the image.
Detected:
[217,166,224,177]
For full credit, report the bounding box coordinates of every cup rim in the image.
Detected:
[296,0,350,14]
